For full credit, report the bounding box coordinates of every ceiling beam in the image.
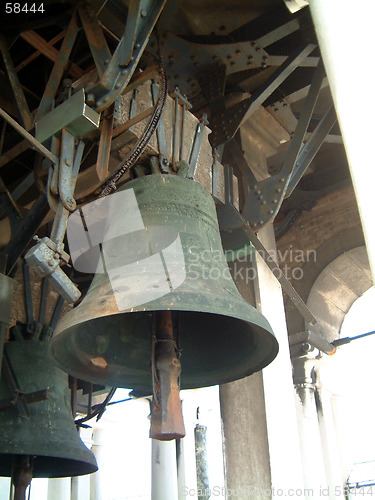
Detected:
[20,30,84,80]
[15,31,66,73]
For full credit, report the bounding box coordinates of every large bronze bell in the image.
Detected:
[0,337,98,478]
[51,174,278,392]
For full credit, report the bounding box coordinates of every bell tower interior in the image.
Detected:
[0,0,373,498]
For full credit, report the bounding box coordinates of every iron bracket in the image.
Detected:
[187,113,209,179]
[208,43,317,147]
[240,58,325,231]
[151,80,169,172]
[81,0,166,112]
[148,32,270,99]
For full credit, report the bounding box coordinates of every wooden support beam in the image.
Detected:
[20,30,84,80]
[15,31,66,73]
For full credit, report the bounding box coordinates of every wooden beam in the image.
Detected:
[0,140,29,168]
[20,30,84,79]
[15,31,66,73]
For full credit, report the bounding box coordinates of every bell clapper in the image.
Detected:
[12,455,33,500]
[150,311,186,440]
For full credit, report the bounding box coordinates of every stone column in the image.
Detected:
[219,258,272,500]
[292,352,328,498]
[257,225,305,497]
[47,478,71,500]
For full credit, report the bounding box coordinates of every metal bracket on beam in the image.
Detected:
[209,43,317,147]
[232,205,318,327]
[285,105,337,197]
[240,58,325,230]
[148,32,270,99]
[82,0,166,111]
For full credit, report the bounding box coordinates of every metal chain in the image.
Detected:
[99,63,168,198]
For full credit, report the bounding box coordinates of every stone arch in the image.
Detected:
[284,225,370,337]
[306,246,372,342]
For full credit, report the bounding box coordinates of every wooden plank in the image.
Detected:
[15,31,66,73]
[20,30,84,80]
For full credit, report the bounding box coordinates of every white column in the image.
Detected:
[47,478,71,500]
[293,356,328,498]
[309,0,375,283]
[0,477,11,499]
[316,386,346,499]
[257,225,305,497]
[71,427,93,500]
[90,426,105,500]
[151,440,178,500]
[176,439,186,500]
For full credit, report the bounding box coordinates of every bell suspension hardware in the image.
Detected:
[150,310,185,440]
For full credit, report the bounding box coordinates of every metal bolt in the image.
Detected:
[48,260,54,267]
[135,43,140,49]
[141,9,147,17]
[86,94,95,106]
[121,69,128,75]
[115,83,121,89]
[104,59,110,65]
[272,199,278,204]
[268,210,274,215]
[259,220,264,224]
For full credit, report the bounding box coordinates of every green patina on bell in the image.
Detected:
[0,337,98,478]
[51,174,278,392]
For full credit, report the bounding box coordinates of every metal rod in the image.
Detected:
[0,36,34,131]
[286,105,337,197]
[0,108,57,164]
[281,58,325,177]
[332,330,375,347]
[12,456,32,500]
[235,207,317,325]
[35,10,81,120]
[22,263,34,334]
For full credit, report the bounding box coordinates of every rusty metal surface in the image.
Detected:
[96,104,115,182]
[150,310,185,441]
[35,10,81,121]
[0,36,33,131]
[0,108,58,165]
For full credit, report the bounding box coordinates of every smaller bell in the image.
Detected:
[0,335,98,478]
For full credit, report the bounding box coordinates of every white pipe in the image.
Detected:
[309,0,375,283]
[151,440,178,500]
